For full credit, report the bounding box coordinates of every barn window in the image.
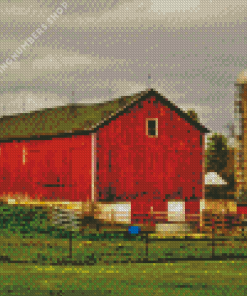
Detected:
[146,118,158,137]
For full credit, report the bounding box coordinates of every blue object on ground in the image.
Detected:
[128,226,140,234]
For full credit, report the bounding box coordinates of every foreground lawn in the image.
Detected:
[1,261,247,295]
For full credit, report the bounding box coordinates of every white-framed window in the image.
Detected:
[146,118,158,137]
[168,201,185,222]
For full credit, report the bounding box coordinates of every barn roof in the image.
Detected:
[0,88,210,142]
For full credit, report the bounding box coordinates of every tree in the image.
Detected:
[205,133,228,173]
[205,133,236,199]
[187,109,200,123]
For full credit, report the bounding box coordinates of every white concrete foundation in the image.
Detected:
[95,202,131,224]
[156,223,191,234]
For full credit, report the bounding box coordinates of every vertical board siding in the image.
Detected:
[91,133,97,202]
[97,95,203,225]
[0,135,92,202]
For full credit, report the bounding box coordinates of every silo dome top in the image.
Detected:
[236,69,247,84]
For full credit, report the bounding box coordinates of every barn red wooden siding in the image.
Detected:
[0,90,209,226]
[96,96,203,225]
[0,135,92,202]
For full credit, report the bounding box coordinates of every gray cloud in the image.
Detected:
[0,0,246,139]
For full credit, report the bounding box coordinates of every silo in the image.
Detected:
[234,69,247,201]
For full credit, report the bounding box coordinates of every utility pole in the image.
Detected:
[71,91,75,104]
[148,73,151,89]
[224,122,235,139]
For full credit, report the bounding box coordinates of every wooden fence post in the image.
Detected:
[200,210,204,234]
[212,217,215,258]
[145,232,149,260]
[150,206,153,226]
[222,212,225,236]
[242,214,244,238]
[111,209,114,225]
[69,231,73,259]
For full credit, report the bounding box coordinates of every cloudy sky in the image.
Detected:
[0,0,246,144]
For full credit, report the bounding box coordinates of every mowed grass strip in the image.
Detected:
[1,261,247,296]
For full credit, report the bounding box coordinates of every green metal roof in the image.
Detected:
[0,89,210,141]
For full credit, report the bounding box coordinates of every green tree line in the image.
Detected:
[187,110,235,198]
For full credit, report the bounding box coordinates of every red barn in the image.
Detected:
[0,89,210,229]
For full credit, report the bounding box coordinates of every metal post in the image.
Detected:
[72,91,75,104]
[212,218,215,258]
[145,232,149,260]
[242,214,244,238]
[111,209,114,225]
[222,212,225,236]
[148,74,151,89]
[150,206,153,226]
[80,198,85,237]
[69,231,72,259]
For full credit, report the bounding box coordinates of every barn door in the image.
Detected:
[27,148,48,199]
[70,147,91,202]
[45,149,66,201]
[27,147,70,201]
[0,144,11,194]
[60,149,70,200]
[2,143,22,195]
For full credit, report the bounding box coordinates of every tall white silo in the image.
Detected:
[234,69,247,201]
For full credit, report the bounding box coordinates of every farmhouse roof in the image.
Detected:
[0,88,210,141]
[205,172,228,185]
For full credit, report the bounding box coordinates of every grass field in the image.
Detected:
[1,260,247,295]
[1,204,247,295]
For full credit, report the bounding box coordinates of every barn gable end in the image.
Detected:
[95,93,209,225]
[0,89,209,142]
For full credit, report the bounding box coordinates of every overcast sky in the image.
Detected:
[0,0,246,144]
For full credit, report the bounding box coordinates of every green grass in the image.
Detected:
[1,204,247,295]
[1,261,247,295]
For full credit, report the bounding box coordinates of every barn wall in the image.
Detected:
[97,96,203,225]
[0,135,92,202]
